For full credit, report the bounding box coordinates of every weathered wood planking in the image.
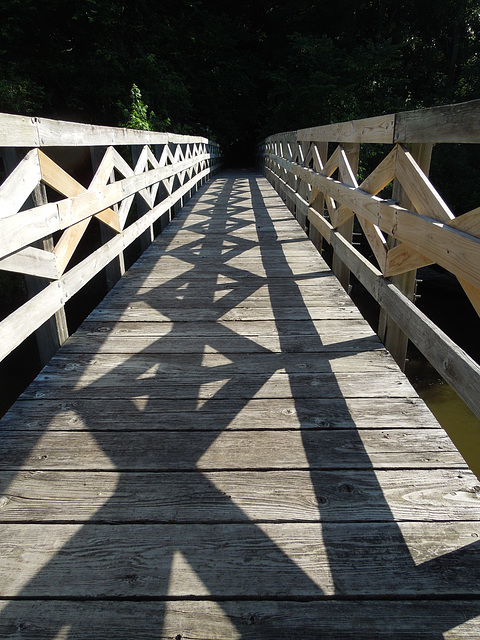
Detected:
[22,371,415,399]
[0,469,477,523]
[1,522,480,597]
[25,350,402,376]
[60,333,385,354]
[0,397,439,431]
[1,600,480,640]
[395,99,480,144]
[0,171,479,639]
[0,428,462,470]
[0,112,212,147]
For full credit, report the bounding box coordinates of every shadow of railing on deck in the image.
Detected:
[0,173,479,638]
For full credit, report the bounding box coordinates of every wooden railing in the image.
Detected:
[0,113,220,365]
[260,100,480,421]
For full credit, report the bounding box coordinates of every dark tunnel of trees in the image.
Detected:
[1,0,479,161]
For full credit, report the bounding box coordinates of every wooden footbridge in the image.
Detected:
[1,103,480,638]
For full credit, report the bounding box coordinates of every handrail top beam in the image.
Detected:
[266,99,480,145]
[0,113,212,147]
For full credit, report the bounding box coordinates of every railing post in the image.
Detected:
[378,142,433,370]
[308,141,328,253]
[2,148,69,365]
[154,144,171,233]
[132,145,155,252]
[295,140,310,230]
[332,142,360,292]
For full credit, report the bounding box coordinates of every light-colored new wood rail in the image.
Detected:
[260,99,480,424]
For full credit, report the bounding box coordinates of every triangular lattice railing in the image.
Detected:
[0,114,221,363]
[260,100,480,421]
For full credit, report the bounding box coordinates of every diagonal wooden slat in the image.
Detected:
[393,145,480,314]
[447,207,480,315]
[0,245,59,279]
[319,146,341,220]
[54,218,91,275]
[37,150,120,275]
[309,143,327,207]
[395,144,454,221]
[133,145,155,208]
[295,142,310,214]
[384,242,431,278]
[331,148,389,273]
[291,161,480,291]
[115,146,157,228]
[91,145,115,186]
[331,144,360,289]
[158,145,170,167]
[383,144,442,277]
[0,148,42,218]
[41,149,120,235]
[146,147,161,204]
[351,148,395,272]
[450,205,480,235]
[330,147,357,228]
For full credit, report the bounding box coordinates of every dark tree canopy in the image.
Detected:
[0,0,479,159]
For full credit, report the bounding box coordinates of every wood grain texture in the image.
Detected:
[0,112,213,147]
[22,370,416,399]
[0,469,477,523]
[0,170,478,638]
[394,99,480,143]
[0,396,439,431]
[0,600,479,640]
[0,428,463,471]
[1,521,480,597]
[296,114,396,144]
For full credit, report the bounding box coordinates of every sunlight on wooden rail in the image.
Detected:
[259,100,480,422]
[0,113,220,364]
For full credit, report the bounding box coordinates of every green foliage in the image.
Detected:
[0,0,478,153]
[120,84,157,131]
[0,76,45,115]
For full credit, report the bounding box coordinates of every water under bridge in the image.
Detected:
[0,103,480,638]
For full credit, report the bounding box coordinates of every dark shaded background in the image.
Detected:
[1,0,479,163]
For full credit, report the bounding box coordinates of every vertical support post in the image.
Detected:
[332,143,360,293]
[90,146,125,290]
[154,144,170,233]
[2,148,69,365]
[308,141,328,253]
[295,140,310,231]
[378,143,433,370]
[131,144,154,253]
[285,139,297,215]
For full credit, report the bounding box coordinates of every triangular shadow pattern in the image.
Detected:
[0,172,479,638]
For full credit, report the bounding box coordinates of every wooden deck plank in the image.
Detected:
[85,306,367,321]
[22,371,416,399]
[0,600,478,640]
[0,170,479,638]
[1,522,480,598]
[0,396,440,431]
[0,469,477,523]
[60,332,384,355]
[23,350,405,376]
[0,428,463,470]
